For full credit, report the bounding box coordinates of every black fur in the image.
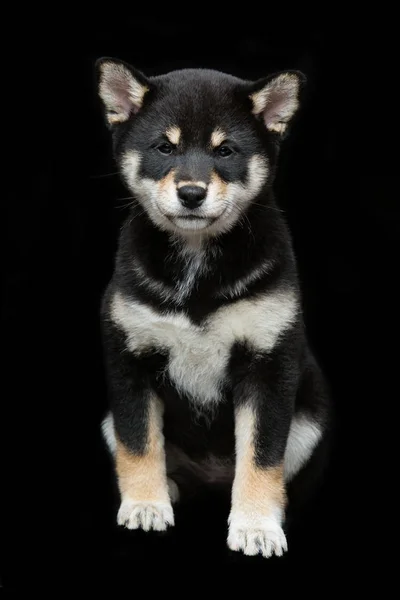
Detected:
[98,60,331,514]
[96,61,282,186]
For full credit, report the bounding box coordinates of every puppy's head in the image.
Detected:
[96,59,305,237]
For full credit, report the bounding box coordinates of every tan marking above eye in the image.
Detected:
[211,128,227,149]
[165,126,181,145]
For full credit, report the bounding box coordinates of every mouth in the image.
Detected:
[174,216,216,230]
[164,213,221,231]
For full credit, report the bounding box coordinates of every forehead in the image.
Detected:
[142,69,253,143]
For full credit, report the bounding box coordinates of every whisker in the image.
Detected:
[224,203,256,242]
[115,196,138,210]
[127,208,146,226]
[89,171,120,179]
[252,202,285,214]
[117,196,136,202]
[116,202,135,210]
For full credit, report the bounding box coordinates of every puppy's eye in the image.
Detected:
[157,142,174,155]
[217,145,233,158]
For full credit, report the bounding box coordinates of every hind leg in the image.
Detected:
[284,358,332,515]
[284,413,324,483]
[167,477,180,504]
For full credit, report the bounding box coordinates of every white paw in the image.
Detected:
[167,478,180,504]
[227,513,287,558]
[117,499,174,531]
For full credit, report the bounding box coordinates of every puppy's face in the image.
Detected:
[97,60,304,237]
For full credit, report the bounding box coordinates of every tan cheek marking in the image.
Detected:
[231,405,286,516]
[159,169,176,194]
[165,126,181,145]
[115,396,169,503]
[210,127,226,148]
[210,171,228,198]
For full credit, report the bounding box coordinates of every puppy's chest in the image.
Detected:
[111,289,297,404]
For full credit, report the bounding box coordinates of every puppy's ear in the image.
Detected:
[95,58,151,127]
[249,71,306,135]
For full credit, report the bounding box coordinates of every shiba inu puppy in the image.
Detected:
[96,58,331,558]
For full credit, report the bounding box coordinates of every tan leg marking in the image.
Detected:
[228,404,288,558]
[116,395,174,531]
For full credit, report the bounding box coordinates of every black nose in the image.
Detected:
[177,185,206,209]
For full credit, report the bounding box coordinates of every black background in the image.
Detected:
[3,14,398,591]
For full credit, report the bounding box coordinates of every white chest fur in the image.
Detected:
[110,289,298,405]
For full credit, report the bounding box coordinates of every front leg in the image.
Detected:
[228,345,296,558]
[103,320,173,531]
[116,394,174,531]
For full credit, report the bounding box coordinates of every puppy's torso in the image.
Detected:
[110,285,298,406]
